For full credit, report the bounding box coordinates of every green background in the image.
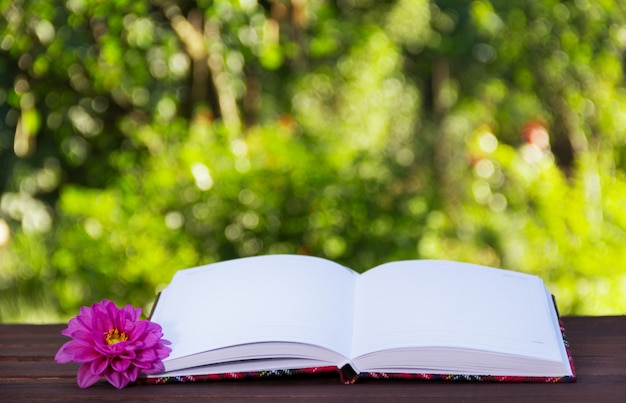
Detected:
[1,0,625,322]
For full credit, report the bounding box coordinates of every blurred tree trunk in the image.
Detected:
[431,57,458,210]
[161,2,241,131]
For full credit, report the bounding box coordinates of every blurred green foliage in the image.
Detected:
[1,0,625,322]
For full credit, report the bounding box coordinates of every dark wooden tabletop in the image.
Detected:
[1,316,625,401]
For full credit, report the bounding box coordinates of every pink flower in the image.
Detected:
[55,299,171,389]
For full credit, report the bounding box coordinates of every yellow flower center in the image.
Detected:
[105,328,128,345]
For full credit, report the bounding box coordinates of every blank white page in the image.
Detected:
[151,255,357,364]
[351,260,562,362]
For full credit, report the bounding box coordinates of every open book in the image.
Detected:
[145,255,575,384]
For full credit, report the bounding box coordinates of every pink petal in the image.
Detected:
[111,357,131,372]
[94,301,114,330]
[105,369,129,389]
[68,329,96,345]
[73,351,101,363]
[153,343,172,360]
[54,341,77,363]
[79,305,94,317]
[140,332,161,347]
[93,309,109,330]
[74,309,94,331]
[135,348,157,363]
[93,342,113,356]
[132,306,142,320]
[117,349,136,360]
[146,321,164,334]
[105,342,131,357]
[122,304,141,322]
[90,355,109,375]
[129,320,148,338]
[76,309,93,324]
[123,319,136,334]
[111,310,122,329]
[132,360,152,369]
[76,363,101,388]
[156,349,171,361]
[69,307,93,332]
[55,341,97,363]
[126,365,140,382]
[141,361,164,374]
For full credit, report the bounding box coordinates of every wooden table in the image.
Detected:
[1,316,625,401]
